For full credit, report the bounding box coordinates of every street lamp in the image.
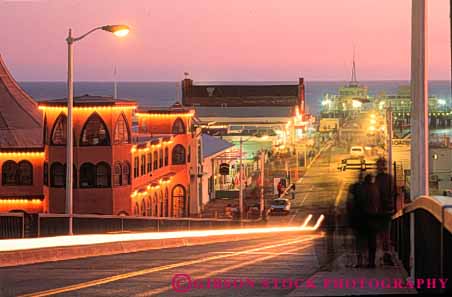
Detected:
[65,24,129,235]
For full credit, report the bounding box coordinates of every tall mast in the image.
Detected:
[350,48,358,86]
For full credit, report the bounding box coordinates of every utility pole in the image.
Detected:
[387,103,393,177]
[260,150,265,218]
[239,137,243,220]
[410,0,429,280]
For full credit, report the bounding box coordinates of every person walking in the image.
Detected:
[374,157,395,266]
[290,184,296,200]
[363,174,381,268]
[347,170,367,267]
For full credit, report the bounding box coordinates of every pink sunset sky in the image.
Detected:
[0,0,450,81]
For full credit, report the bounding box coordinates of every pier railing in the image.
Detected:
[391,195,452,293]
[0,212,24,239]
[0,213,262,239]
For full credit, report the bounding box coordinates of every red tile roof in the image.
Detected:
[0,54,42,148]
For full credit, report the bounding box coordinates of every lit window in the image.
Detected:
[50,162,65,187]
[172,145,186,165]
[96,162,111,187]
[133,157,139,178]
[17,161,33,185]
[172,118,186,134]
[80,113,110,146]
[114,113,131,144]
[153,151,158,170]
[140,155,146,176]
[51,113,67,145]
[164,147,169,166]
[122,162,131,185]
[147,153,152,173]
[2,160,18,185]
[113,162,122,186]
[172,185,186,217]
[80,163,96,188]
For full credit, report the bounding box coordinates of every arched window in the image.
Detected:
[2,160,17,185]
[172,118,186,134]
[146,197,152,216]
[172,185,186,218]
[164,147,169,166]
[96,162,111,187]
[159,191,164,217]
[114,113,131,144]
[113,162,122,186]
[159,148,163,168]
[51,113,67,145]
[134,202,139,216]
[172,144,186,165]
[153,151,158,170]
[17,161,33,185]
[153,193,158,216]
[80,113,110,146]
[50,162,65,187]
[164,188,169,217]
[187,145,191,163]
[80,163,96,188]
[140,199,146,216]
[122,162,130,185]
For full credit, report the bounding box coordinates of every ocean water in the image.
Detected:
[19,81,451,116]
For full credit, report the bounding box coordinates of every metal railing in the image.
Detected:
[0,212,24,239]
[35,213,261,237]
[392,195,452,293]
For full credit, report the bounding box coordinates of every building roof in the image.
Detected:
[137,102,194,115]
[195,106,295,118]
[182,80,301,107]
[0,54,43,149]
[39,94,136,107]
[189,85,298,98]
[202,134,234,158]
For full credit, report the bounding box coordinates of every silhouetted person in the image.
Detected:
[347,170,367,267]
[363,174,380,268]
[374,157,395,266]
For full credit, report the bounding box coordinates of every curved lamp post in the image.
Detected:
[66,25,130,235]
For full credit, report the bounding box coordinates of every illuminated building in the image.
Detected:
[0,54,209,217]
[181,76,313,151]
[0,55,44,213]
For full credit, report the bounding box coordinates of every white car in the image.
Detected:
[269,198,291,215]
[350,146,365,158]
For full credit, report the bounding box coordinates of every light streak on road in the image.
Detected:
[0,215,324,252]
[18,236,320,297]
[134,242,315,297]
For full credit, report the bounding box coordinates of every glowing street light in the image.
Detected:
[102,25,130,37]
[65,24,130,235]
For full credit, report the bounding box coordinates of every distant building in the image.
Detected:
[181,77,306,112]
[374,86,451,130]
[181,77,313,153]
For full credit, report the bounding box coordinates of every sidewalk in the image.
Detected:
[288,251,416,296]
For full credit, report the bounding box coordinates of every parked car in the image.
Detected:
[338,158,366,171]
[350,146,365,158]
[269,198,291,215]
